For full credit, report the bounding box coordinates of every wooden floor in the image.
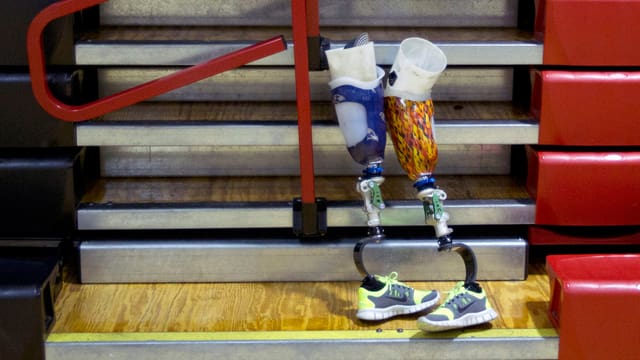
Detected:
[51,259,551,334]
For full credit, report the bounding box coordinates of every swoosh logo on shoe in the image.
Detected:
[382,293,408,303]
[456,298,479,313]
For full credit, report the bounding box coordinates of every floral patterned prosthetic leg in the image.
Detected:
[385,97,438,181]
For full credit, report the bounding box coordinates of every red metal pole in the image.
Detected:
[305,0,320,38]
[291,0,316,204]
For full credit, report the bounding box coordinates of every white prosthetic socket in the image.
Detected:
[384,37,447,101]
[326,40,378,82]
[326,40,386,168]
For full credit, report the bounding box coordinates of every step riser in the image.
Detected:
[77,121,539,147]
[79,238,527,283]
[100,0,519,27]
[98,144,512,177]
[76,42,543,66]
[77,200,535,230]
[98,68,514,102]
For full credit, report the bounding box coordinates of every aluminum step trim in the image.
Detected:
[76,120,539,146]
[97,68,514,102]
[75,41,543,66]
[46,330,559,360]
[99,0,519,27]
[76,199,535,230]
[78,237,527,282]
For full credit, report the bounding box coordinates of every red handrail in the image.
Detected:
[28,0,321,231]
[27,0,286,122]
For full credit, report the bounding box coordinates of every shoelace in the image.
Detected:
[378,272,406,286]
[441,281,467,305]
[380,272,412,299]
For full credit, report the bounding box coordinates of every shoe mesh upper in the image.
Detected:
[426,282,488,321]
[359,272,437,310]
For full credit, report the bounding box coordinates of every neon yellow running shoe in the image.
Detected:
[357,272,439,321]
[417,281,497,332]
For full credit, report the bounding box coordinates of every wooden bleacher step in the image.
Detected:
[45,260,559,360]
[76,175,532,283]
[78,175,534,230]
[75,26,542,66]
[76,101,537,146]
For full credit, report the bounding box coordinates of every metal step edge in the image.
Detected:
[78,237,528,282]
[77,199,535,230]
[76,120,539,146]
[46,329,559,360]
[75,40,543,66]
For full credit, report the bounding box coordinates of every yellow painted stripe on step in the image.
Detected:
[47,329,558,343]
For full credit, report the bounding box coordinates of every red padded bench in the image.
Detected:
[526,149,640,226]
[546,254,640,360]
[536,0,640,66]
[530,71,640,146]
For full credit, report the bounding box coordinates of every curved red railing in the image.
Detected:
[28,0,322,233]
[27,0,287,122]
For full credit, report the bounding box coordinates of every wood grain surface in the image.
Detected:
[82,26,535,43]
[51,262,551,333]
[81,175,529,204]
[100,101,530,123]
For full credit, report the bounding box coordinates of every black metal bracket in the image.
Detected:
[293,197,327,237]
[307,35,330,71]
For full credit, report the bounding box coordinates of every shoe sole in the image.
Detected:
[417,308,498,332]
[357,293,440,321]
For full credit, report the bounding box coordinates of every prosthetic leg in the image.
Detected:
[326,34,439,321]
[384,38,497,331]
